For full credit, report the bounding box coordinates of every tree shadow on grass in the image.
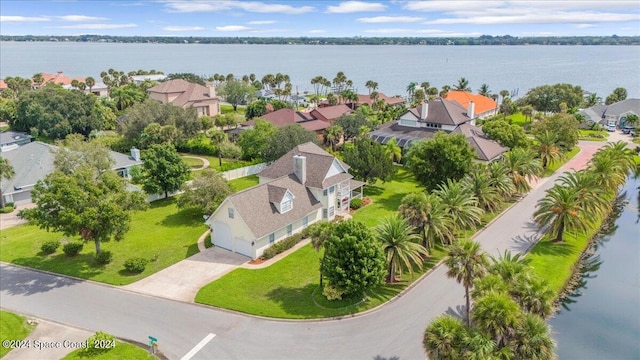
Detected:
[159,208,206,228]
[374,193,407,212]
[364,185,384,197]
[528,239,574,257]
[265,283,328,317]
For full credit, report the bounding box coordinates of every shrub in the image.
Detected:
[322,284,344,301]
[95,250,113,265]
[350,198,364,210]
[40,240,60,255]
[261,233,303,260]
[83,331,116,356]
[63,242,83,257]
[124,257,148,273]
[0,206,14,214]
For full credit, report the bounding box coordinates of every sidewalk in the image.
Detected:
[0,203,35,230]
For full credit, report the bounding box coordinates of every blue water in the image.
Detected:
[550,176,640,359]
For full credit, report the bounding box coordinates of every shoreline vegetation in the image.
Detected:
[1,35,639,46]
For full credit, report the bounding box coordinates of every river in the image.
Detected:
[550,175,640,359]
[1,42,639,99]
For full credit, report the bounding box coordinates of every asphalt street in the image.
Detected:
[0,141,604,360]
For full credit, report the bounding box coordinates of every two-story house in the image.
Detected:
[205,142,364,259]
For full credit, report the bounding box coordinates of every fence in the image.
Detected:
[221,162,268,181]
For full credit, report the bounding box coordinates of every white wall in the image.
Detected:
[254,209,322,258]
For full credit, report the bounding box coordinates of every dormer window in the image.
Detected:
[281,198,292,213]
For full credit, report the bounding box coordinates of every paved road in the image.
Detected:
[0,141,604,360]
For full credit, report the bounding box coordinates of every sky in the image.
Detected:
[1,0,639,37]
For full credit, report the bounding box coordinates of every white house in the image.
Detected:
[205,142,365,259]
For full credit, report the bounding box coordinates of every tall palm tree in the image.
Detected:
[534,130,562,169]
[487,162,516,201]
[588,153,628,195]
[502,148,543,193]
[384,137,402,163]
[399,192,453,249]
[453,77,471,92]
[324,125,344,151]
[478,83,491,97]
[365,80,378,95]
[85,76,96,93]
[423,315,468,360]
[0,158,15,208]
[308,221,334,287]
[445,239,489,326]
[206,128,227,167]
[440,85,451,98]
[376,215,428,283]
[471,291,521,348]
[512,274,554,318]
[499,90,510,103]
[461,166,502,211]
[512,313,556,360]
[406,82,417,101]
[435,180,484,238]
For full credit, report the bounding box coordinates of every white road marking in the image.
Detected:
[180,333,216,360]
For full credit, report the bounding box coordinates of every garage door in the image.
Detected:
[11,191,32,206]
[234,238,253,258]
[212,220,233,251]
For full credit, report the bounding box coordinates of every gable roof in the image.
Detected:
[310,104,352,121]
[226,175,322,239]
[243,108,316,128]
[148,79,218,107]
[453,123,508,161]
[356,93,405,107]
[259,142,351,189]
[405,98,470,126]
[579,98,640,123]
[445,91,498,115]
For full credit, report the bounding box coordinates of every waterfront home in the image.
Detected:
[309,104,353,124]
[205,142,364,259]
[369,98,507,162]
[579,98,640,127]
[0,142,142,206]
[148,79,220,117]
[444,90,498,119]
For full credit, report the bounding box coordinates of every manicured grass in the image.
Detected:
[579,129,609,142]
[0,311,36,358]
[182,156,205,169]
[220,104,246,114]
[186,154,255,173]
[196,243,448,319]
[352,167,422,227]
[544,146,580,176]
[0,198,206,285]
[506,112,528,127]
[61,341,154,359]
[228,175,259,192]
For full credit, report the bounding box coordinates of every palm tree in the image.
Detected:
[499,90,510,103]
[472,291,521,348]
[594,141,637,177]
[512,274,554,318]
[534,130,562,169]
[502,148,543,193]
[512,313,556,360]
[308,221,334,287]
[324,125,344,151]
[478,83,491,97]
[453,77,471,92]
[487,162,516,201]
[445,239,489,326]
[423,315,468,360]
[32,72,44,88]
[588,153,628,195]
[0,158,15,208]
[420,81,430,91]
[384,137,402,163]
[462,329,496,360]
[376,215,428,283]
[434,180,484,238]
[406,82,417,101]
[206,128,227,167]
[439,85,451,98]
[521,104,534,123]
[365,80,378,95]
[85,76,96,93]
[399,192,453,249]
[461,166,502,211]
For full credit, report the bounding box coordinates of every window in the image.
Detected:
[322,209,328,219]
[287,224,292,236]
[281,199,292,213]
[323,189,328,196]
[303,216,309,228]
[269,233,275,244]
[329,186,335,194]
[228,208,234,219]
[329,206,335,217]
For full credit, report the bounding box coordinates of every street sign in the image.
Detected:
[149,336,157,342]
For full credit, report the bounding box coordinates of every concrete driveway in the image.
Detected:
[123,247,248,302]
[0,203,35,230]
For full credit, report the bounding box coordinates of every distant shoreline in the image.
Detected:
[1,35,639,46]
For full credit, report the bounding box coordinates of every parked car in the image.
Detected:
[607,125,616,132]
[622,126,634,134]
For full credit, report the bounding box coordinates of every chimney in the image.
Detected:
[131,147,141,161]
[293,155,307,184]
[420,102,428,121]
[468,101,475,119]
[208,86,216,98]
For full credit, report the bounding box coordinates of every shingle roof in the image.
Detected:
[406,98,470,126]
[228,175,322,239]
[453,123,508,161]
[0,131,32,147]
[445,91,498,116]
[148,79,218,107]
[299,119,330,132]
[258,142,351,189]
[311,104,352,121]
[356,93,405,106]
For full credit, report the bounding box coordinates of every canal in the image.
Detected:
[549,175,640,359]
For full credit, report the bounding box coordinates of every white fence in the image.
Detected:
[221,162,267,181]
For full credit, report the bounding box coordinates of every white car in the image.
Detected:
[607,125,616,132]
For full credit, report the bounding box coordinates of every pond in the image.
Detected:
[549,175,640,359]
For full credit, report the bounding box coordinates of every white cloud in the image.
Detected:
[215,25,251,31]
[363,28,482,37]
[163,26,206,31]
[57,23,138,29]
[575,24,597,29]
[403,1,505,12]
[425,11,640,25]
[248,20,277,25]
[308,29,327,34]
[163,1,313,14]
[357,16,424,23]
[0,15,50,22]
[326,1,386,13]
[56,15,108,22]
[250,28,294,34]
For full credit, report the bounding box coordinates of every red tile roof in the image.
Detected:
[299,119,330,132]
[356,93,405,106]
[310,104,352,121]
[445,91,497,116]
[40,72,85,86]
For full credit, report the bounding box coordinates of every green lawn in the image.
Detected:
[579,129,609,142]
[544,146,580,176]
[0,311,36,358]
[0,198,206,285]
[220,104,246,114]
[62,341,154,360]
[228,175,259,192]
[352,167,422,227]
[180,153,255,173]
[506,112,528,127]
[182,156,205,169]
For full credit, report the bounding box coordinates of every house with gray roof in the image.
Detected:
[0,141,143,206]
[579,98,640,127]
[205,142,364,259]
[369,98,507,162]
[0,131,33,153]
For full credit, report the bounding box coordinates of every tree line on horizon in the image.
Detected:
[2,35,639,46]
